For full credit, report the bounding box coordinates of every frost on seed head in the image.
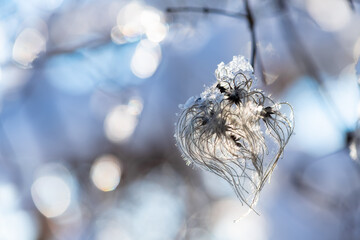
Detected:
[175,55,294,212]
[215,55,254,83]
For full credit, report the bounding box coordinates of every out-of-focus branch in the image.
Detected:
[47,36,111,58]
[275,0,349,132]
[2,35,112,69]
[166,6,247,19]
[291,155,360,240]
[348,0,355,10]
[0,120,23,186]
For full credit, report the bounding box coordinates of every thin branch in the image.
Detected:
[244,0,266,84]
[167,4,267,84]
[166,6,247,19]
[244,0,256,69]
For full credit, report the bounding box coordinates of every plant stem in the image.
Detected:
[166,6,247,19]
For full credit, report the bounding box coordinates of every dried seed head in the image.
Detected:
[175,55,294,211]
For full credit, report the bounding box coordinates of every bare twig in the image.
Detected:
[244,0,256,69]
[244,0,266,85]
[166,6,247,19]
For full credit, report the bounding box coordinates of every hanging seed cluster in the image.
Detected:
[175,55,294,210]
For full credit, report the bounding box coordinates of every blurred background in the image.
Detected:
[0,0,360,239]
